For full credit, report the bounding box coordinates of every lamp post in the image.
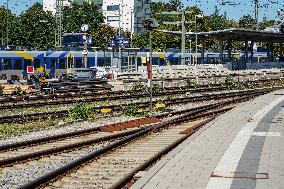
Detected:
[6,0,9,46]
[118,0,124,71]
[195,14,203,67]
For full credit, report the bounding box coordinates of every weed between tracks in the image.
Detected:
[0,119,63,137]
[69,103,95,120]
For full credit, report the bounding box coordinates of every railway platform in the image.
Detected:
[131,89,284,189]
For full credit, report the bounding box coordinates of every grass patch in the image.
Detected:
[123,105,149,117]
[69,103,95,120]
[0,119,63,137]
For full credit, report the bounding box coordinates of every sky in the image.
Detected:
[0,0,283,21]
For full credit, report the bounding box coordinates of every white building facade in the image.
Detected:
[43,0,103,15]
[102,0,151,34]
[43,0,150,34]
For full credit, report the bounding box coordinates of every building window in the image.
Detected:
[107,5,119,11]
[107,16,119,22]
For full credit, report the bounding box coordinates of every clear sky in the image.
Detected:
[0,0,284,21]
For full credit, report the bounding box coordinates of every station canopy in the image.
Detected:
[159,28,284,42]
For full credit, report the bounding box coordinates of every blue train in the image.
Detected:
[0,50,279,80]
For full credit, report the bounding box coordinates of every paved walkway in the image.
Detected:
[131,90,284,189]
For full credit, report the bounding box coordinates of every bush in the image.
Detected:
[131,82,145,91]
[225,78,255,90]
[123,105,148,117]
[69,104,93,120]
[186,80,196,88]
[151,83,162,94]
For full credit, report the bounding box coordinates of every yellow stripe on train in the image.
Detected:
[153,52,165,59]
[16,51,34,61]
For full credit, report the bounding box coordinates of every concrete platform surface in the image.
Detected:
[131,89,284,189]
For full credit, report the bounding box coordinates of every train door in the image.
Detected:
[50,59,56,78]
[128,52,137,71]
[67,54,74,75]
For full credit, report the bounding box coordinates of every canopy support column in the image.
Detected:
[219,38,224,64]
[245,40,249,66]
[201,38,205,64]
[250,41,254,63]
[228,40,232,62]
[267,41,272,62]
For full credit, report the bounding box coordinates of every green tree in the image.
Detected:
[16,3,55,49]
[91,24,116,48]
[239,14,257,29]
[0,6,18,46]
[258,18,278,30]
[63,2,104,33]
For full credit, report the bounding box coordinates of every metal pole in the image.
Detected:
[130,11,133,48]
[118,2,122,70]
[84,33,88,68]
[149,30,153,112]
[189,39,192,65]
[255,0,259,30]
[6,0,9,46]
[181,11,185,65]
[195,15,198,66]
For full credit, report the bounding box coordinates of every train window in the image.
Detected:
[51,59,56,68]
[169,58,179,65]
[104,58,111,67]
[14,59,22,70]
[160,58,165,66]
[34,59,41,68]
[75,58,83,68]
[97,58,104,67]
[24,59,32,69]
[3,59,12,70]
[58,59,66,69]
[137,57,141,66]
[0,60,2,71]
[153,58,159,65]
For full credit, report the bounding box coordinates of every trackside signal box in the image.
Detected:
[27,66,34,74]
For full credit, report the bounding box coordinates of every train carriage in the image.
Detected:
[0,50,282,80]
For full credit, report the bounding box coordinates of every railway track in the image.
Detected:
[1,77,282,110]
[0,86,226,110]
[0,95,257,189]
[0,87,278,124]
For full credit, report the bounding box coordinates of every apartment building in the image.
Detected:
[43,0,150,34]
[102,0,151,34]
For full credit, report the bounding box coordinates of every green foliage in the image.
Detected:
[69,103,94,120]
[225,78,255,90]
[131,81,145,91]
[123,105,148,117]
[15,3,56,48]
[239,14,257,29]
[63,2,103,33]
[152,83,162,94]
[186,80,196,88]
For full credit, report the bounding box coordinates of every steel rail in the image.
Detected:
[0,117,159,152]
[0,86,225,110]
[18,95,261,189]
[0,87,277,124]
[0,128,144,167]
[110,117,216,189]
